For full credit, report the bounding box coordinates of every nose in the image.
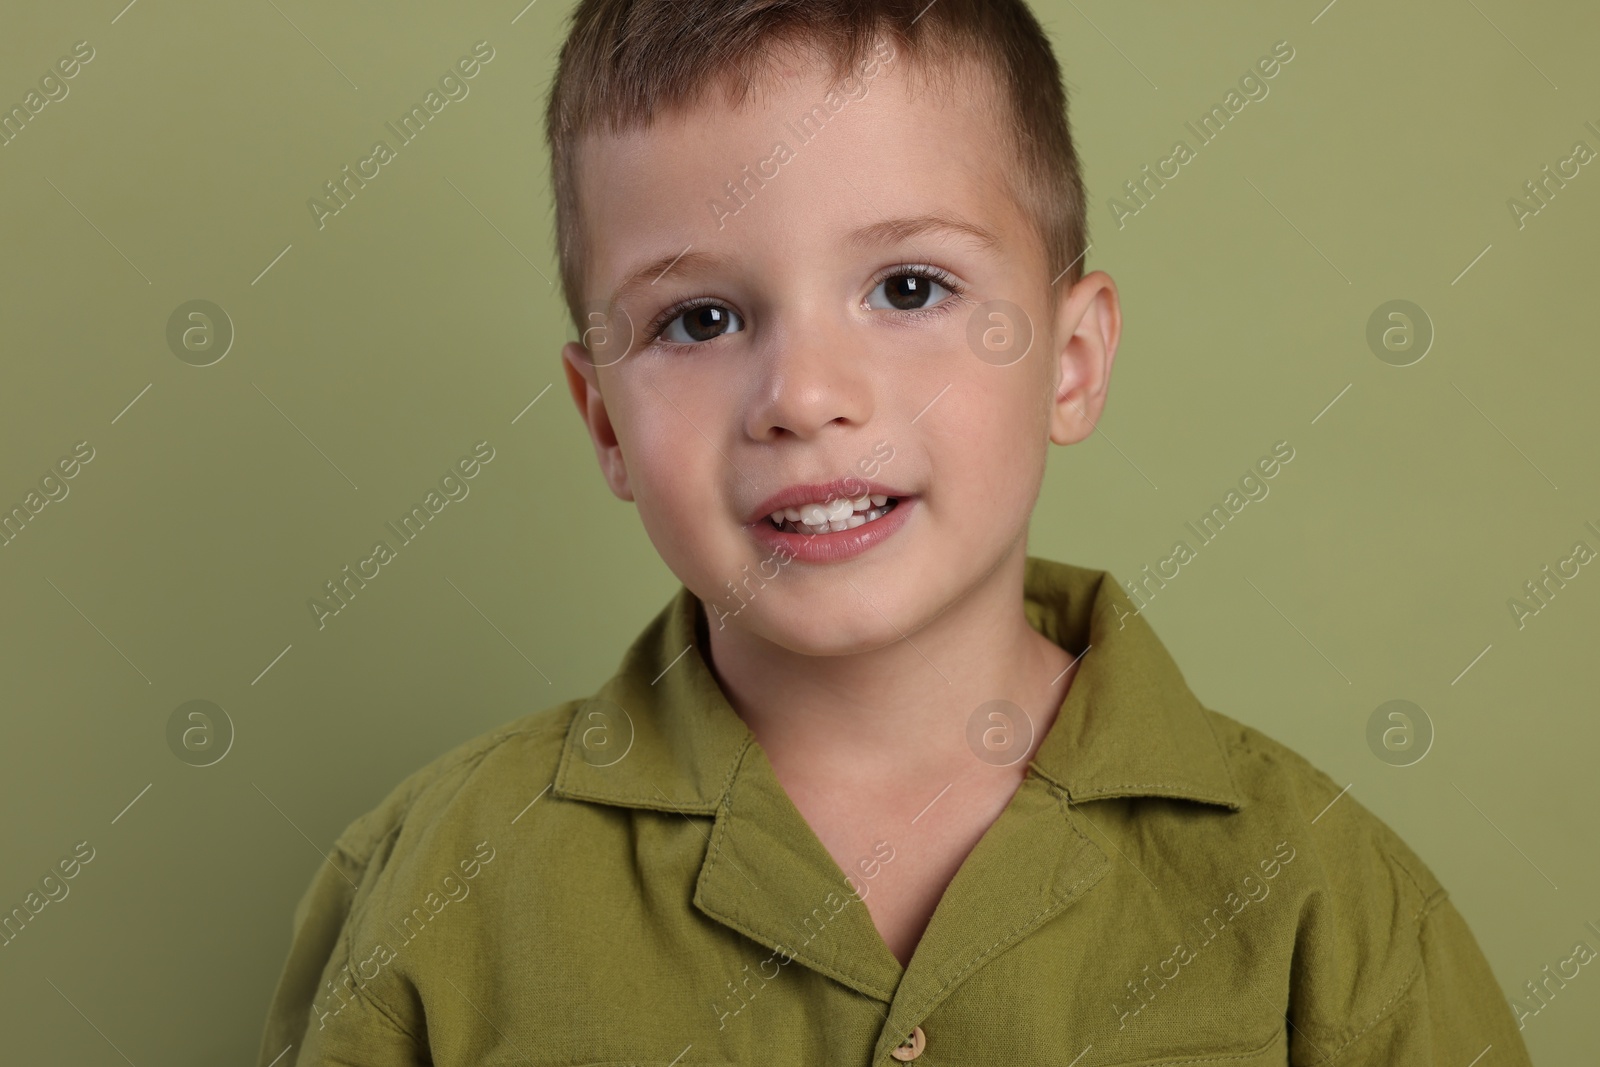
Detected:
[744,315,874,441]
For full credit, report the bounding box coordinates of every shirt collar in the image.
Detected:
[552,555,1244,813]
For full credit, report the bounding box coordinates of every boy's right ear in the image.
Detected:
[561,342,634,502]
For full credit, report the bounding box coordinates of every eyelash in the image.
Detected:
[640,264,968,348]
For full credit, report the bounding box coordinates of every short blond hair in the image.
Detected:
[543,0,1089,333]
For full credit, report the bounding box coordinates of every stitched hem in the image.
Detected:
[1282,830,1442,1058]
[1379,841,1446,925]
[344,733,505,936]
[1415,886,1449,925]
[1126,1025,1286,1066]
[313,943,422,1044]
[345,708,575,858]
[1295,961,1424,1064]
[348,978,419,1041]
[1196,705,1248,808]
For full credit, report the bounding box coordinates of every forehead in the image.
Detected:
[572,47,1028,304]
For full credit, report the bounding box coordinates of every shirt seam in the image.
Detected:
[1380,841,1445,924]
[344,821,404,940]
[326,715,570,1043]
[1414,886,1449,924]
[1197,705,1247,800]
[320,939,423,1043]
[342,732,513,935]
[1291,852,1444,1058]
[1300,959,1424,1066]
[350,976,419,1041]
[339,712,576,860]
[1138,1025,1285,1066]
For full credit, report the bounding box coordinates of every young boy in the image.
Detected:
[260,2,1533,1064]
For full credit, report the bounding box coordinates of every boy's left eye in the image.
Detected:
[867,270,956,312]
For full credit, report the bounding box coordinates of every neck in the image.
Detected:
[701,545,1078,792]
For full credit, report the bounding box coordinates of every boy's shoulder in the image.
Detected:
[328,699,583,870]
[261,699,588,1057]
[1202,703,1446,904]
[1084,704,1530,1062]
[1194,705,1461,1046]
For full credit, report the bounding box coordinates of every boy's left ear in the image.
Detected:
[1047,270,1122,446]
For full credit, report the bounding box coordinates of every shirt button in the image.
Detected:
[890,1026,926,1061]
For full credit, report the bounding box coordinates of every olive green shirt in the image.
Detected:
[259,556,1532,1066]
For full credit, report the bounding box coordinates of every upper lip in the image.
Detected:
[747,480,911,524]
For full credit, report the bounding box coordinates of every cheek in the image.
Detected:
[630,444,705,536]
[937,389,1046,515]
[617,390,733,565]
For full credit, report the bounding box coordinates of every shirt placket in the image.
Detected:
[869,775,1111,1063]
[694,738,1112,1064]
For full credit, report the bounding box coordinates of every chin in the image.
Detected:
[739,607,914,658]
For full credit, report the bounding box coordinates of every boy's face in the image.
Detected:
[563,44,1120,656]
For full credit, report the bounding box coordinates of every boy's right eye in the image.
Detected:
[654,302,744,346]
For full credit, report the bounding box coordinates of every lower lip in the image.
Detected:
[747,497,917,564]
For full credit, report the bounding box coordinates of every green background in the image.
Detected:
[1,0,1595,1061]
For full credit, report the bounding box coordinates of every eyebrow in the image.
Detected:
[609,247,734,310]
[606,212,1003,307]
[843,212,1003,255]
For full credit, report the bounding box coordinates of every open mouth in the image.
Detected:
[767,494,900,536]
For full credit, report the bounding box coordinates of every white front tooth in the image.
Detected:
[870,494,888,507]
[825,498,853,521]
[799,503,830,525]
[827,519,849,532]
[851,494,870,511]
[783,507,802,523]
[846,514,867,529]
